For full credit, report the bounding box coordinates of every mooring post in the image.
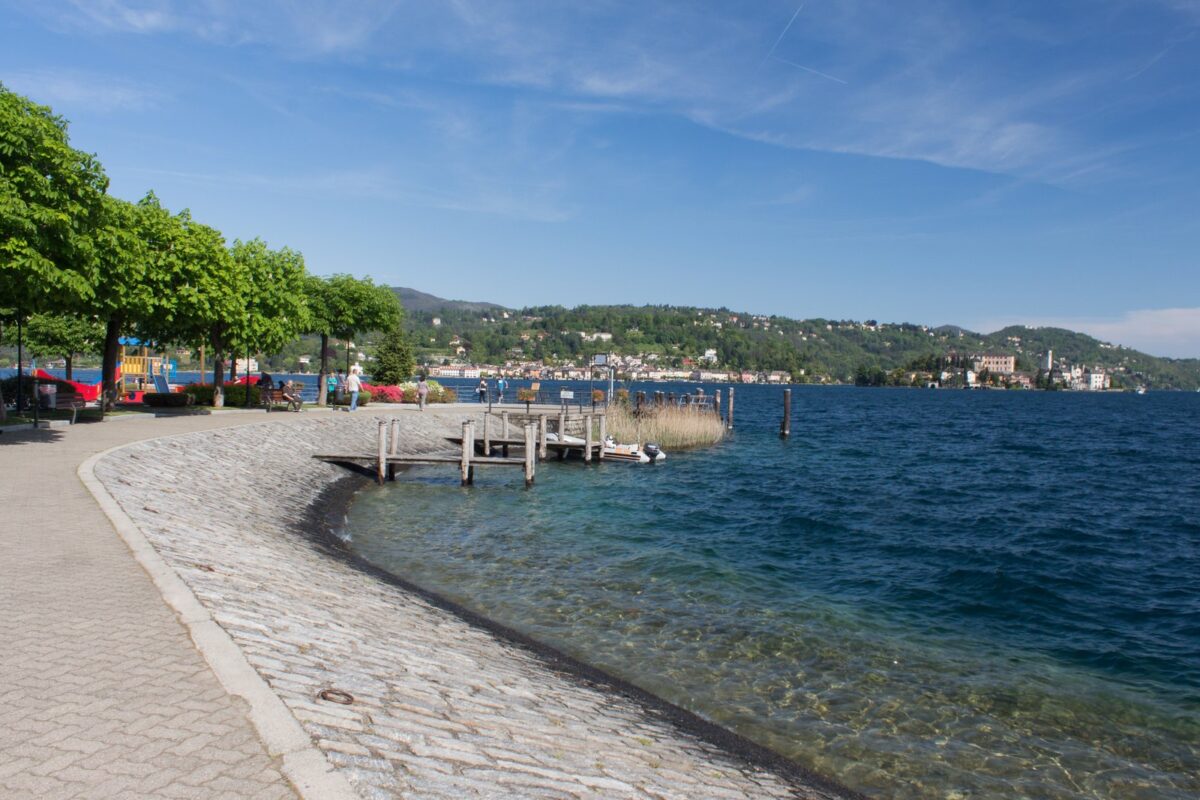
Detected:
[524,423,535,487]
[483,412,491,456]
[388,417,399,480]
[558,409,567,440]
[376,420,387,485]
[584,413,593,463]
[714,389,722,418]
[538,413,548,460]
[667,391,675,406]
[598,413,607,460]
[461,421,472,486]
[636,391,645,412]
[780,388,791,438]
[727,387,735,430]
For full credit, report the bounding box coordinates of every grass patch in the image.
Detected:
[606,403,726,449]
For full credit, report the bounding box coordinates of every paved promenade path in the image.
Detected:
[0,410,302,799]
[2,406,854,799]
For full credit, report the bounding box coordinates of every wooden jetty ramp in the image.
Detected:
[315,419,538,487]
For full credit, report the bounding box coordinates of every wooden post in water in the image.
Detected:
[483,413,491,456]
[667,391,675,406]
[584,413,593,463]
[376,421,388,485]
[388,418,400,480]
[714,389,722,419]
[558,409,567,440]
[727,387,735,430]
[501,411,510,457]
[524,423,536,487]
[636,391,645,412]
[460,421,472,486]
[598,413,607,460]
[538,414,548,460]
[780,388,791,438]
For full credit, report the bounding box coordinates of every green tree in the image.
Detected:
[92,195,152,410]
[1,84,107,411]
[227,239,309,402]
[135,196,244,407]
[24,313,103,380]
[371,322,414,385]
[304,275,401,405]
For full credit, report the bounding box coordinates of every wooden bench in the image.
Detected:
[260,386,302,412]
[48,392,86,424]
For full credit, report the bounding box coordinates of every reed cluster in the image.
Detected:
[605,402,726,449]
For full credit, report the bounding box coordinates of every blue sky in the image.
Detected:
[3,1,1199,356]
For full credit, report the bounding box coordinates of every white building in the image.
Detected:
[701,348,719,364]
[973,354,1016,374]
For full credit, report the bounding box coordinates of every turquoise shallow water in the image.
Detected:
[342,385,1200,799]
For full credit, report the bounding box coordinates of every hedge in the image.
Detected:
[143,392,194,408]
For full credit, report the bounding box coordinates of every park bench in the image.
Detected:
[49,392,87,424]
[260,386,302,412]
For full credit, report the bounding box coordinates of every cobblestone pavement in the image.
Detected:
[0,409,302,799]
[96,411,852,799]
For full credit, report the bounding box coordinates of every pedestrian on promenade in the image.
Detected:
[325,371,337,401]
[476,379,487,403]
[335,369,346,405]
[496,376,507,403]
[346,369,362,412]
[417,375,429,411]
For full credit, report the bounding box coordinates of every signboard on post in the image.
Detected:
[560,389,575,400]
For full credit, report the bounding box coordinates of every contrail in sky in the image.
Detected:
[761,3,805,66]
[772,55,848,85]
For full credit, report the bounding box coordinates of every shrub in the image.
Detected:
[331,389,372,406]
[606,403,725,449]
[517,388,537,402]
[616,388,630,405]
[592,389,605,403]
[143,392,194,408]
[359,381,456,404]
[183,383,260,406]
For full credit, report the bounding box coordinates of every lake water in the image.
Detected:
[341,385,1199,798]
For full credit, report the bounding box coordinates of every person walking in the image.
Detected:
[346,368,362,412]
[476,379,487,403]
[496,376,507,403]
[334,369,346,406]
[417,375,429,411]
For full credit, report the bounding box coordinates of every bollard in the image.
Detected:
[524,423,536,487]
[538,414,548,460]
[584,414,593,463]
[483,413,491,456]
[461,421,472,486]
[388,418,399,480]
[780,388,791,438]
[714,389,722,418]
[727,387,735,430]
[376,420,388,485]
[598,413,607,460]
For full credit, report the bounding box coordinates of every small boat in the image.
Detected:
[1136,386,1147,395]
[602,436,666,464]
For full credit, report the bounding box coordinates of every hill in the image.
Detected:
[391,287,504,315]
[397,293,1200,390]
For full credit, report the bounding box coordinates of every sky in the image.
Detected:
[2,1,1199,357]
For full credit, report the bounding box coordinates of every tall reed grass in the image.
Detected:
[605,403,726,449]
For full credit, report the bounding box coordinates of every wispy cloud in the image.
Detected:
[3,68,165,111]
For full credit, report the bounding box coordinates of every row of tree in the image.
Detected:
[1,83,410,415]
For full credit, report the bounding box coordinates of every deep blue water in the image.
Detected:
[316,386,1198,796]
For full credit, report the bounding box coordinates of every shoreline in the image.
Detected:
[303,472,863,800]
[93,411,862,799]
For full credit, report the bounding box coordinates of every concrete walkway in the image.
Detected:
[0,410,304,799]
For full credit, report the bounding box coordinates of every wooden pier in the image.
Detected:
[315,420,537,487]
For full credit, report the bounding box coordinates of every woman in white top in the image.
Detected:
[346,370,363,411]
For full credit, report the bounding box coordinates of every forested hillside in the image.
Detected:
[395,289,1200,389]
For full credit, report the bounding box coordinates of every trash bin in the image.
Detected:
[38,383,56,410]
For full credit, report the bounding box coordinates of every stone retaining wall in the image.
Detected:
[96,412,847,799]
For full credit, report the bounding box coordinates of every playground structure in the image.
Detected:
[117,338,173,400]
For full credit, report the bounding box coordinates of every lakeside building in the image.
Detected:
[973,354,1016,374]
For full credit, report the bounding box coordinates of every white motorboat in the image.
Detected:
[602,436,665,464]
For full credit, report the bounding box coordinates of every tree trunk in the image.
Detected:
[213,352,225,408]
[0,378,6,423]
[100,317,123,415]
[65,355,73,382]
[346,339,352,374]
[317,333,329,406]
[229,351,237,383]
